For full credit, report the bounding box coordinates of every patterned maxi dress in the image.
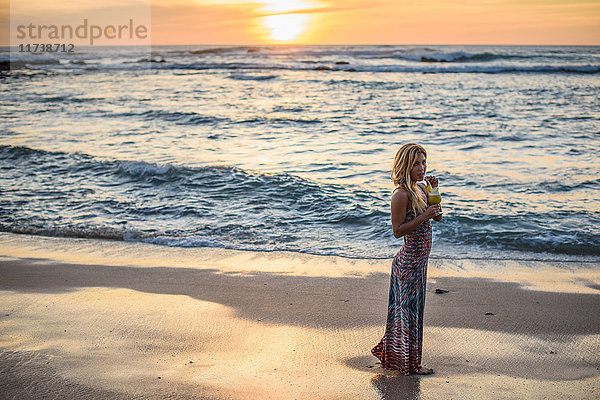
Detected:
[372,187,433,374]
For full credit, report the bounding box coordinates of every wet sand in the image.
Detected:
[0,234,599,399]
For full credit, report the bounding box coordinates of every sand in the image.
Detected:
[0,233,599,399]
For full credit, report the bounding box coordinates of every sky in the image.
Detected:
[4,0,600,45]
[150,0,600,45]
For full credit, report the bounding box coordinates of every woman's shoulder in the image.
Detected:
[391,186,408,202]
[393,184,425,196]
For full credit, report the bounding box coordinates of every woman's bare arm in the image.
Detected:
[391,189,441,238]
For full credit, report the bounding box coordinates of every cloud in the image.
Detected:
[256,1,392,17]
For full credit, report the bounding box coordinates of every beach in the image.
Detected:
[2,43,599,399]
[1,233,599,399]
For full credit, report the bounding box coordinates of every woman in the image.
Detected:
[372,143,442,375]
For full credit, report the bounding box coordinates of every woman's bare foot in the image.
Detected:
[415,367,434,375]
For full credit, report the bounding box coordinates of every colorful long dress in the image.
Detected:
[372,188,432,374]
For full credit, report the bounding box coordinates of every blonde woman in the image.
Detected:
[372,143,442,375]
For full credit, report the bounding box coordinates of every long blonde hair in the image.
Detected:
[391,143,427,214]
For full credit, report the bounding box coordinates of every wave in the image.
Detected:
[8,59,61,68]
[231,46,530,63]
[0,142,385,212]
[235,116,321,124]
[187,46,260,55]
[150,46,262,58]
[0,145,390,256]
[126,58,167,64]
[7,44,599,75]
[228,74,278,81]
[101,109,321,126]
[376,48,506,63]
[157,61,599,74]
[1,144,599,260]
[35,95,104,104]
[3,223,131,242]
[137,110,225,125]
[444,215,600,257]
[14,60,598,74]
[97,110,226,126]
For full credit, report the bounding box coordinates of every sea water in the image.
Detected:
[1,45,599,261]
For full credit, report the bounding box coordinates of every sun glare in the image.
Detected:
[262,14,309,42]
[260,0,313,13]
[257,0,318,42]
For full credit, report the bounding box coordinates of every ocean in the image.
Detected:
[1,45,599,261]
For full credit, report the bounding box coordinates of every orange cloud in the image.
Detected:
[151,2,259,44]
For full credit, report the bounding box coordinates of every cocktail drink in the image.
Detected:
[426,182,442,220]
[428,187,441,204]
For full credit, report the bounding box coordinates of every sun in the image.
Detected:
[262,14,309,42]
[256,0,318,43]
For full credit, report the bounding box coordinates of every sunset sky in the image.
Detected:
[4,0,600,45]
[151,0,600,45]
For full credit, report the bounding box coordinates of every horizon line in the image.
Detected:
[3,43,600,47]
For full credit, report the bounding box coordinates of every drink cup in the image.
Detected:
[428,187,441,205]
[426,182,442,219]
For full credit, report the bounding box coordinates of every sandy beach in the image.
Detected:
[0,233,599,399]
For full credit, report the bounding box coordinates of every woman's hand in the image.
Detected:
[432,204,443,221]
[423,204,442,220]
[424,175,438,188]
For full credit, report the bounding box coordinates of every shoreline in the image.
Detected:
[1,232,598,294]
[1,234,599,399]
